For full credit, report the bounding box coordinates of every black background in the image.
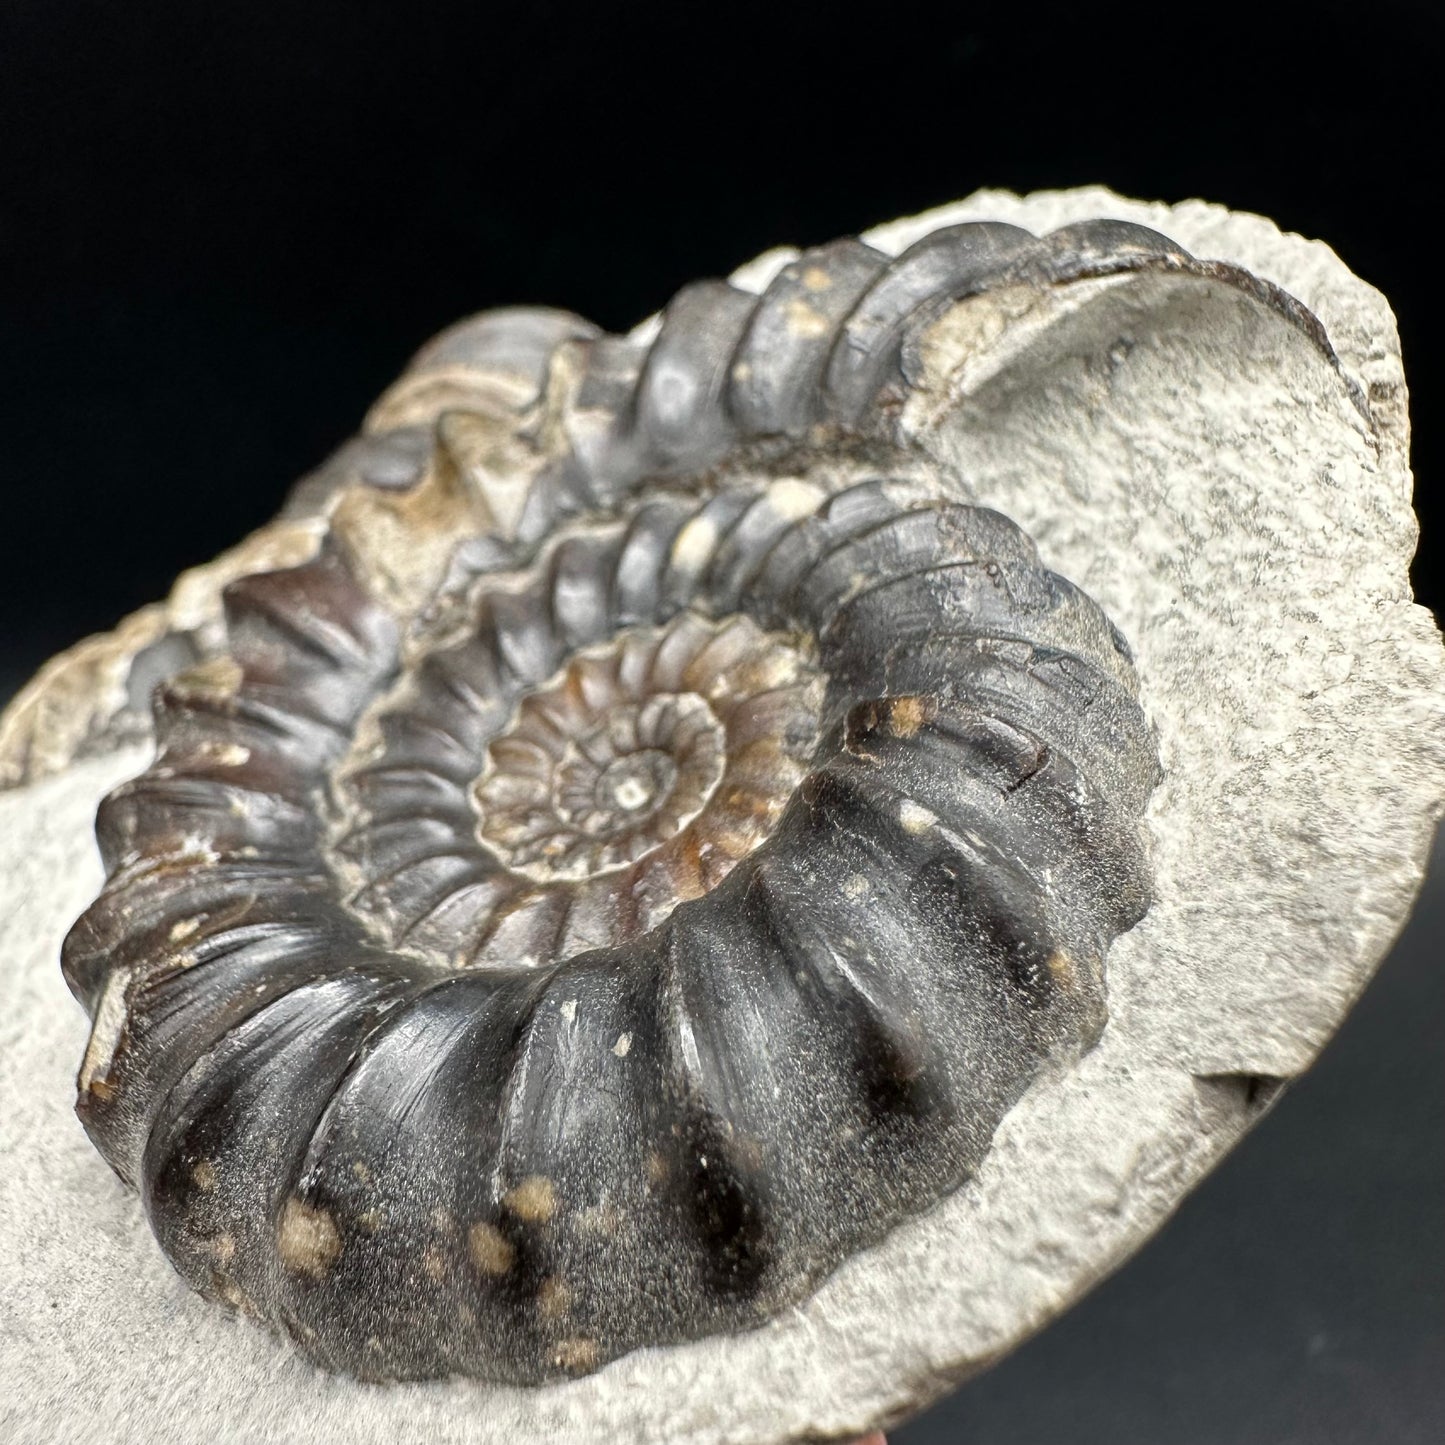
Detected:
[2,3,1440,1441]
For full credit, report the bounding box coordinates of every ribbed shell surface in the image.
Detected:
[69,216,1335,1383]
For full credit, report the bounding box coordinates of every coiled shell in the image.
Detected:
[61,215,1328,1385]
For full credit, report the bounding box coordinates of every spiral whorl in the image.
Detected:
[57,218,1215,1384]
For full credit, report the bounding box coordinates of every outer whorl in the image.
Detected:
[61,215,1310,1385]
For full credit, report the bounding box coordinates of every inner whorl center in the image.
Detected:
[335,609,827,958]
[473,644,739,883]
[598,754,671,815]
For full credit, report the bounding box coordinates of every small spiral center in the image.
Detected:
[335,610,825,960]
[578,748,675,828]
[595,753,671,816]
[476,677,732,883]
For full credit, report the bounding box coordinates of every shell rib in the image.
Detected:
[61,216,1334,1385]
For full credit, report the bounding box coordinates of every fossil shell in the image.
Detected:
[66,464,1159,1379]
[3,188,1438,1445]
[51,201,1406,1397]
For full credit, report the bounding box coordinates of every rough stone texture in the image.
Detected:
[1,187,1440,1444]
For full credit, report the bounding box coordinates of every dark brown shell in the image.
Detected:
[59,216,1312,1385]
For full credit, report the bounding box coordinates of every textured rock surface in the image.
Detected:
[1,187,1440,1444]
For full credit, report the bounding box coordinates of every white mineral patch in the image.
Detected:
[2,188,1441,1445]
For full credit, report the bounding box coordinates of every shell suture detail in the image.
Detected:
[57,215,1294,1386]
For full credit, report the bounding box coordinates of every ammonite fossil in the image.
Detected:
[63,215,1177,1383]
[9,190,1440,1440]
